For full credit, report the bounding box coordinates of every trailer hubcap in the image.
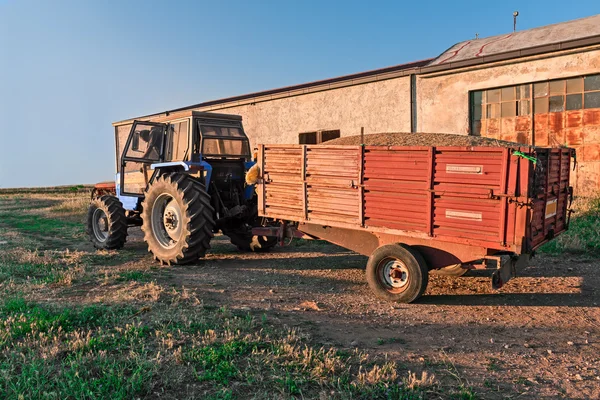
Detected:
[152,194,183,248]
[92,208,109,242]
[381,259,409,290]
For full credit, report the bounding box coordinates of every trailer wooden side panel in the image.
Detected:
[258,144,573,255]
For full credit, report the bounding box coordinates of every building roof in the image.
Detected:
[430,14,600,66]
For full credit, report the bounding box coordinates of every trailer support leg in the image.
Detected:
[491,253,530,289]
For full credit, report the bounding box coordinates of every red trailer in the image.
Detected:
[253,144,574,303]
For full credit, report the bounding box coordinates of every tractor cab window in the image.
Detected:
[199,123,250,158]
[201,126,245,138]
[126,124,164,161]
[203,138,250,156]
[164,120,190,161]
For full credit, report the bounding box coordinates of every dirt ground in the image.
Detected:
[121,227,600,399]
[1,192,599,399]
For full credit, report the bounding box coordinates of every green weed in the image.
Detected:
[0,212,84,237]
[117,271,151,282]
[539,196,600,254]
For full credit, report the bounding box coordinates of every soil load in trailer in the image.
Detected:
[254,142,574,303]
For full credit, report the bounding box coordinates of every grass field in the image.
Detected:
[0,191,439,400]
[0,189,598,399]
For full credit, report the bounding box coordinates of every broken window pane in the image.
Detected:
[584,74,600,92]
[566,78,583,94]
[516,85,530,99]
[534,82,548,98]
[518,100,530,116]
[534,97,548,114]
[549,95,564,112]
[486,103,500,118]
[584,92,600,109]
[501,87,515,101]
[566,94,582,110]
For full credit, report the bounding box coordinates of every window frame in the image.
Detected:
[469,73,600,136]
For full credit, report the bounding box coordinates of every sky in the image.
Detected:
[0,0,598,187]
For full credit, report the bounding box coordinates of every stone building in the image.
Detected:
[115,14,600,194]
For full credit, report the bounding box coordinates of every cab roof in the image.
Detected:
[112,110,242,127]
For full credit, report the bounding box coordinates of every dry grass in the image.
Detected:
[0,192,443,400]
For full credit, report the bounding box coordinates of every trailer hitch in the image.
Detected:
[252,222,316,245]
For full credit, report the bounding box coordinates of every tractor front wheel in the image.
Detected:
[86,195,128,250]
[141,173,215,265]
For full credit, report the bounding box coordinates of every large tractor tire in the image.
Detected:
[224,227,278,252]
[365,243,429,303]
[86,195,128,250]
[141,173,215,265]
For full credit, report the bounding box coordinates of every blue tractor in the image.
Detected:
[86,111,276,264]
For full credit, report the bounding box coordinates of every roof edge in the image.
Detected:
[113,28,600,126]
[113,58,433,125]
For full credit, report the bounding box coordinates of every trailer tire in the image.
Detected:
[430,264,468,277]
[86,195,128,250]
[366,243,428,303]
[141,173,215,265]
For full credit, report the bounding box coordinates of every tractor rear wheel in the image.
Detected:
[86,195,128,250]
[365,243,428,303]
[141,173,215,265]
[224,227,277,252]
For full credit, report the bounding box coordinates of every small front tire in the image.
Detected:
[365,243,428,303]
[86,195,128,250]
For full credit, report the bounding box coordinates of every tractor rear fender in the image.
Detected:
[150,161,212,188]
[243,161,256,200]
[115,173,140,211]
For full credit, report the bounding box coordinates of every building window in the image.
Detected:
[299,132,318,144]
[584,74,600,109]
[470,84,531,137]
[532,75,600,112]
[470,73,600,138]
[299,129,340,144]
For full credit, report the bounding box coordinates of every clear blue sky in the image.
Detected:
[0,0,598,187]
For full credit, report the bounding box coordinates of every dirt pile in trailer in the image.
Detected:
[328,132,534,147]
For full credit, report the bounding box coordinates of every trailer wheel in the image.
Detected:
[430,264,468,277]
[141,173,215,265]
[366,244,428,303]
[86,195,128,250]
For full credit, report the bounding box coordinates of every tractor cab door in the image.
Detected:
[120,121,167,196]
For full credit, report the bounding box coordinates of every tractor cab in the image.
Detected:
[118,111,252,200]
